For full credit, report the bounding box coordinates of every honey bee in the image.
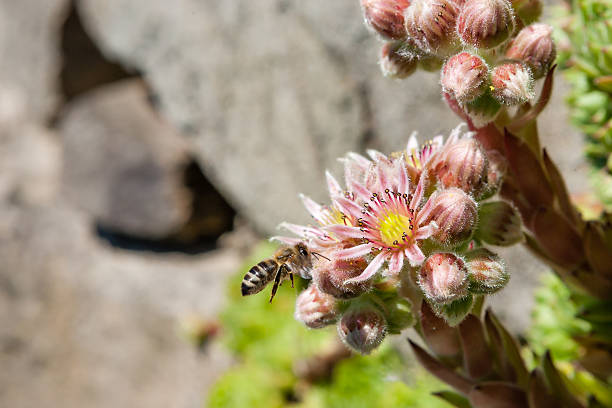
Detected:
[241,243,328,303]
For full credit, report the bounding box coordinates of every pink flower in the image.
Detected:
[327,162,438,283]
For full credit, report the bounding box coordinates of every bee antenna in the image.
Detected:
[312,252,330,261]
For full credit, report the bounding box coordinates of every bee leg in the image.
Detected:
[269,267,284,303]
[283,264,294,288]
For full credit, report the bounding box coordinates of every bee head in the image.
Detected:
[296,242,310,258]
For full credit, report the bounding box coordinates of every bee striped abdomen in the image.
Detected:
[241,259,278,296]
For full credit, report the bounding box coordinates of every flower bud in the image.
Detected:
[464,248,509,294]
[361,0,410,40]
[441,52,489,103]
[313,255,372,299]
[511,0,542,25]
[338,302,387,354]
[418,253,469,304]
[458,91,502,128]
[379,41,418,79]
[404,0,461,56]
[474,201,523,246]
[505,23,556,79]
[295,285,338,329]
[491,62,535,105]
[384,297,415,334]
[480,149,507,198]
[424,188,478,245]
[457,0,515,49]
[435,138,489,196]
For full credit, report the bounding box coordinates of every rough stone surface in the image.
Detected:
[0,202,239,408]
[76,0,460,233]
[59,80,193,239]
[0,0,68,121]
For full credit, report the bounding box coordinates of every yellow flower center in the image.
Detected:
[379,212,414,247]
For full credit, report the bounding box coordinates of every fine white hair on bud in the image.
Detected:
[379,41,419,79]
[505,23,556,79]
[491,62,536,105]
[480,149,508,199]
[404,0,461,56]
[475,201,523,246]
[434,137,489,196]
[361,0,411,40]
[295,284,338,329]
[464,248,509,294]
[441,52,489,103]
[422,188,478,246]
[456,0,515,49]
[418,252,469,304]
[313,254,373,299]
[337,302,387,354]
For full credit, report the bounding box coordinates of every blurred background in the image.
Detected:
[0,0,590,407]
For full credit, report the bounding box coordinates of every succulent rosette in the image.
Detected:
[355,0,556,129]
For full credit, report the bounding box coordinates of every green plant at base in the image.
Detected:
[555,0,612,207]
[528,273,612,406]
[207,242,451,408]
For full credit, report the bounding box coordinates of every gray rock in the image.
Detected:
[0,202,239,408]
[76,0,460,234]
[59,79,194,239]
[0,0,68,122]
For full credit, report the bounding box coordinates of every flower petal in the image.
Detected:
[348,180,372,202]
[407,132,419,152]
[415,221,438,240]
[367,149,387,162]
[387,250,404,275]
[326,224,364,239]
[345,251,386,283]
[270,236,302,245]
[334,197,363,219]
[416,193,435,224]
[396,160,410,195]
[300,194,326,224]
[279,222,324,238]
[405,244,425,266]
[326,171,343,198]
[336,243,373,259]
[410,172,427,210]
[345,152,371,171]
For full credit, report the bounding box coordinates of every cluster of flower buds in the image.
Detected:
[281,125,521,354]
[360,0,555,128]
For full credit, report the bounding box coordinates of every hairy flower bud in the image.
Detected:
[338,302,387,354]
[511,0,542,24]
[464,248,509,293]
[457,0,515,49]
[435,138,489,196]
[424,188,478,245]
[362,0,410,40]
[475,201,523,246]
[379,41,419,79]
[505,23,556,79]
[491,62,535,105]
[481,149,507,198]
[295,285,338,329]
[404,0,461,56]
[418,253,469,304]
[313,255,372,299]
[441,52,489,103]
